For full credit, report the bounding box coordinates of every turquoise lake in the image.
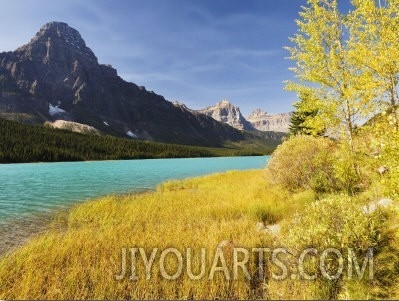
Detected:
[0,156,269,225]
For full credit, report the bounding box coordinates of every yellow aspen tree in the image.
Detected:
[285,0,381,153]
[348,0,399,130]
[349,0,399,198]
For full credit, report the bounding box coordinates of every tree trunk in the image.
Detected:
[344,98,361,179]
[389,78,398,131]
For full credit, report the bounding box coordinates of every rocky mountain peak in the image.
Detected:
[198,100,254,131]
[33,22,83,42]
[217,99,233,107]
[16,21,97,63]
[247,108,269,119]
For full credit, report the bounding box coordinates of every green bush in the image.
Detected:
[266,135,337,192]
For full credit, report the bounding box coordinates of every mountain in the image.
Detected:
[197,99,254,131]
[197,100,292,133]
[0,22,261,147]
[247,109,292,133]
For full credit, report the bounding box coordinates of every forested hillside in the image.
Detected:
[0,118,275,163]
[0,118,238,163]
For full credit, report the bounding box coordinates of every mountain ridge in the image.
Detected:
[196,100,292,133]
[0,21,270,147]
[247,108,292,132]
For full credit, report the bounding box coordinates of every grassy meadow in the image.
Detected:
[0,162,398,299]
[0,170,301,299]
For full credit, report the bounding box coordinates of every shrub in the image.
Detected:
[268,196,399,300]
[367,111,399,199]
[333,142,370,194]
[266,135,337,192]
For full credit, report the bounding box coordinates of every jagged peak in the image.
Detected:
[30,22,84,44]
[197,100,254,131]
[39,22,76,34]
[247,108,269,118]
[17,21,98,62]
[217,99,233,106]
[201,99,238,111]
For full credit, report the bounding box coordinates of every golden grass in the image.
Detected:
[0,169,397,300]
[0,170,313,300]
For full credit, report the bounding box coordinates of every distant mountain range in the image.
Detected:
[0,22,290,147]
[197,100,292,133]
[247,108,292,132]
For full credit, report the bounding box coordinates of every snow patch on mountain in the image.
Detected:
[49,103,66,116]
[126,130,138,138]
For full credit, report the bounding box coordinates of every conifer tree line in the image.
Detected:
[287,0,399,148]
[0,118,270,163]
[0,118,217,163]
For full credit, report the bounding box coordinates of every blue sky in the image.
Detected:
[0,0,307,115]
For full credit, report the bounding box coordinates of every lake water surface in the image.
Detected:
[0,156,269,225]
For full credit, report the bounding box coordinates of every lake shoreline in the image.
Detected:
[0,156,269,226]
[0,156,268,257]
[0,167,395,299]
[0,169,285,299]
[0,189,155,257]
[0,211,58,256]
[0,153,267,165]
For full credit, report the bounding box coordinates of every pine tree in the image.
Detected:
[289,91,325,136]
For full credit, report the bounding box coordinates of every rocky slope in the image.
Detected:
[44,120,100,134]
[247,109,292,133]
[197,100,254,131]
[0,22,256,147]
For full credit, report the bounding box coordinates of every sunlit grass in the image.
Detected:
[0,170,313,299]
[0,169,397,299]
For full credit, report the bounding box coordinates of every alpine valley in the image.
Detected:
[0,22,290,155]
